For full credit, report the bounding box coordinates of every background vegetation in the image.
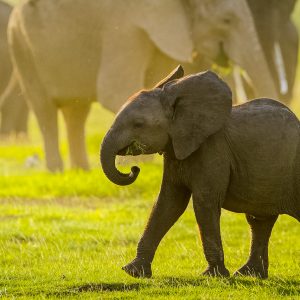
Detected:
[0,0,299,299]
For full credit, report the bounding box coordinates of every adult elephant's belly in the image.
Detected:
[24,6,103,104]
[36,49,100,104]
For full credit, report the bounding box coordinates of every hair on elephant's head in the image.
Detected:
[100,66,232,185]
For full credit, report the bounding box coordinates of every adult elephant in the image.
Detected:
[8,0,278,171]
[0,0,28,137]
[247,0,299,104]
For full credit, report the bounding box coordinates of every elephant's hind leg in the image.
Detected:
[61,101,91,170]
[234,214,278,279]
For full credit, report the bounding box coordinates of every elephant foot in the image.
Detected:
[122,258,152,278]
[202,265,230,277]
[234,263,268,279]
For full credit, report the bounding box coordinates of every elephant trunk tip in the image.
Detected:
[118,165,140,186]
[103,164,140,186]
[130,165,140,178]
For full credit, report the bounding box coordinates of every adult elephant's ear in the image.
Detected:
[135,0,193,62]
[162,71,232,160]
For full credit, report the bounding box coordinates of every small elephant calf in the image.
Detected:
[101,66,300,278]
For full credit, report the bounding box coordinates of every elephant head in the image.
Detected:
[100,66,232,185]
[189,0,279,100]
[98,0,280,114]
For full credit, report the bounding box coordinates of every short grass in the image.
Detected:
[0,104,299,299]
[1,1,300,298]
[0,197,299,299]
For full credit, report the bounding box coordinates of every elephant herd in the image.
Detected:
[0,0,298,171]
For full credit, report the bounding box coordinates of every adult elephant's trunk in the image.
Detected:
[100,131,140,186]
[224,0,279,101]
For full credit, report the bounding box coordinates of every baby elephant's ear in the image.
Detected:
[155,65,184,89]
[163,71,232,160]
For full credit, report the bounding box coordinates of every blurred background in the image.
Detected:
[2,0,300,179]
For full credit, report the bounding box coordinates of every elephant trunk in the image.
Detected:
[100,131,140,186]
[273,42,288,96]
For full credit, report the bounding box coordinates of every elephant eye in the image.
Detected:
[133,119,144,128]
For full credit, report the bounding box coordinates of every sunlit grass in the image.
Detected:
[0,197,298,299]
[0,103,299,299]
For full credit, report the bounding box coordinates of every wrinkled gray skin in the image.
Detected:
[101,66,300,278]
[247,0,299,103]
[0,1,28,137]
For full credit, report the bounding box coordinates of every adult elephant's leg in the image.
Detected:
[123,181,191,278]
[0,101,15,136]
[234,214,278,278]
[15,100,29,137]
[34,103,62,172]
[0,100,28,138]
[0,73,28,137]
[61,101,91,170]
[193,194,229,277]
[9,26,62,171]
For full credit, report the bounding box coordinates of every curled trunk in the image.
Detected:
[100,132,140,186]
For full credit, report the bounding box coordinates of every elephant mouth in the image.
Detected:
[118,141,153,156]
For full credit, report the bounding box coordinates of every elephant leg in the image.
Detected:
[33,103,63,172]
[0,104,15,136]
[123,182,191,278]
[234,214,278,279]
[9,27,62,171]
[1,100,28,137]
[15,103,29,137]
[192,194,229,277]
[0,73,28,137]
[61,102,91,170]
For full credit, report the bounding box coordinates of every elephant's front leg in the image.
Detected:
[193,194,229,277]
[123,181,191,278]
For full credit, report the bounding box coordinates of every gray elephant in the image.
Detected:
[0,0,28,137]
[8,0,278,171]
[100,66,300,279]
[246,0,299,103]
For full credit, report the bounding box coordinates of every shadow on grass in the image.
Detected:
[72,282,146,292]
[158,276,300,296]
[43,282,149,297]
[34,276,300,297]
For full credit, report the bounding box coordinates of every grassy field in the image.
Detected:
[0,105,299,299]
[0,0,299,299]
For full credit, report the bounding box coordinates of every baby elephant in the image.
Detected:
[100,66,300,279]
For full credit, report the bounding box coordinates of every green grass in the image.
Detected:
[0,1,300,297]
[0,104,299,299]
[0,198,298,299]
